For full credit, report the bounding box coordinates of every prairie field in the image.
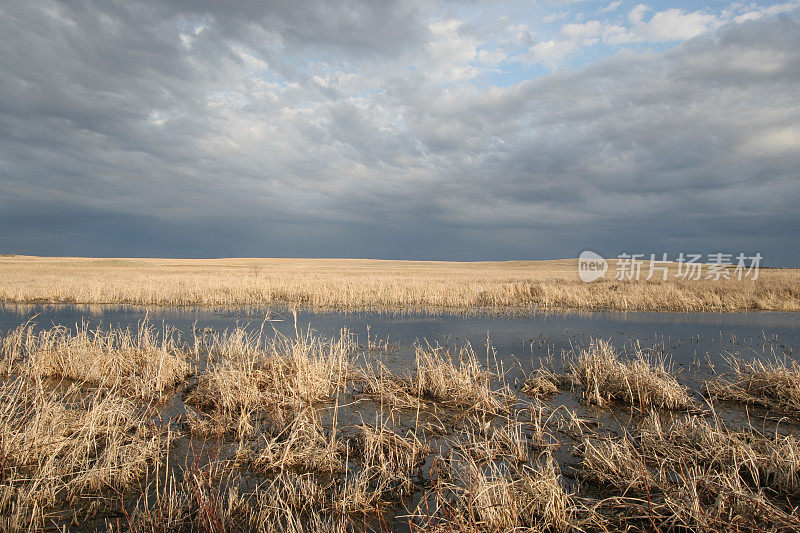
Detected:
[0,317,798,531]
[0,255,798,312]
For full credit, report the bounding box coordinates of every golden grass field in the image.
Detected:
[0,255,798,312]
[1,319,799,530]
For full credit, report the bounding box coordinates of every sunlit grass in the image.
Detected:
[0,255,797,312]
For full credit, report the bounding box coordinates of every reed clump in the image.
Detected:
[235,410,341,475]
[0,376,169,528]
[453,408,556,465]
[413,344,512,415]
[581,412,800,531]
[705,354,800,415]
[353,422,428,497]
[185,327,352,438]
[414,451,578,532]
[1,319,189,399]
[125,462,358,532]
[356,360,424,410]
[521,369,562,397]
[125,461,259,533]
[566,339,695,410]
[131,420,428,531]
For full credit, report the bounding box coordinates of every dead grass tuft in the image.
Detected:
[705,353,800,415]
[185,326,352,438]
[581,411,800,531]
[1,320,189,399]
[415,451,578,532]
[354,421,428,497]
[235,410,341,475]
[413,344,512,415]
[521,370,561,397]
[567,339,695,410]
[356,360,424,410]
[0,376,169,528]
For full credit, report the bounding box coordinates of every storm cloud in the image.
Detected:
[1,1,799,263]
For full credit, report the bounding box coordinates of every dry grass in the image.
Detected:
[355,422,427,494]
[413,343,513,415]
[705,354,800,415]
[1,318,798,531]
[1,255,798,312]
[1,319,190,399]
[566,339,696,410]
[235,410,341,475]
[356,360,425,410]
[356,342,514,415]
[521,368,563,398]
[581,411,800,531]
[414,451,579,532]
[455,415,541,464]
[185,325,352,439]
[0,376,169,528]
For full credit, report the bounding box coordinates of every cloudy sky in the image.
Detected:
[1,1,799,264]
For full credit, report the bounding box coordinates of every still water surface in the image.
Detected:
[2,304,797,378]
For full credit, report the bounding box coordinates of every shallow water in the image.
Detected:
[2,304,798,374]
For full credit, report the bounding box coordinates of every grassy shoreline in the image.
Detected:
[1,256,798,313]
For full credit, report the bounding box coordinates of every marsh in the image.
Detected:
[1,304,798,531]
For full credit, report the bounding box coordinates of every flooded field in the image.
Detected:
[1,304,799,531]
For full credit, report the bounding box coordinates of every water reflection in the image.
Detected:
[1,304,797,374]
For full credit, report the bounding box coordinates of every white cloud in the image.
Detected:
[520,2,800,67]
[560,20,604,41]
[636,8,722,42]
[628,4,650,24]
[524,39,582,66]
[733,1,800,23]
[423,20,481,82]
[601,1,622,14]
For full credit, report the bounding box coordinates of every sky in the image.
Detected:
[1,1,799,264]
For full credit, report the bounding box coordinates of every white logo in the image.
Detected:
[578,251,608,282]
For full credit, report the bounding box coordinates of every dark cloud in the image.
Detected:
[0,1,798,264]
